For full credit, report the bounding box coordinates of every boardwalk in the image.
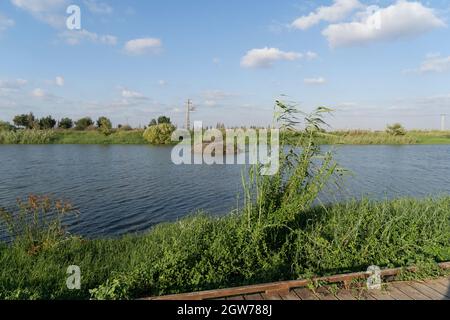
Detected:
[152,276,450,301]
[225,277,450,301]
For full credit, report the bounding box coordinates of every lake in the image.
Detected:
[0,145,449,238]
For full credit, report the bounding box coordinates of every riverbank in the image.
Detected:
[1,129,449,145]
[1,197,449,300]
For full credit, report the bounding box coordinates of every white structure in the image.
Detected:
[185,99,195,129]
[441,114,446,131]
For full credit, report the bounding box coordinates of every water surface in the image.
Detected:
[0,145,449,238]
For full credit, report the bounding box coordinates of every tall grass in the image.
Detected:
[0,130,56,144]
[0,102,449,300]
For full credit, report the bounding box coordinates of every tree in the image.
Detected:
[39,116,57,130]
[149,119,157,127]
[0,121,13,131]
[157,116,171,124]
[143,123,176,145]
[58,118,73,129]
[97,116,112,135]
[13,113,36,129]
[386,123,407,136]
[75,117,94,130]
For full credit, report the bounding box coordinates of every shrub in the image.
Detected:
[75,117,94,131]
[13,113,36,129]
[58,118,73,129]
[143,123,176,145]
[0,195,78,252]
[386,123,407,136]
[39,116,56,130]
[97,117,112,136]
[0,130,55,144]
[0,121,14,132]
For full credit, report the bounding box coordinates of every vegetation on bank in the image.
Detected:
[0,103,449,300]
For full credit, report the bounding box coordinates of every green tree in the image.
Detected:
[386,123,407,136]
[75,117,94,131]
[157,116,171,124]
[149,119,157,127]
[143,123,176,145]
[0,121,14,131]
[97,116,112,136]
[13,113,36,129]
[39,116,57,130]
[58,118,73,129]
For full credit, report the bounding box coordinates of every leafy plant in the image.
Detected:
[39,116,57,130]
[58,118,73,129]
[75,117,94,131]
[97,117,113,136]
[143,123,176,145]
[0,195,78,253]
[386,123,407,136]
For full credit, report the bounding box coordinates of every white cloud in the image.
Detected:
[31,88,46,98]
[124,38,162,55]
[292,0,362,30]
[158,80,167,86]
[11,0,68,28]
[59,29,117,46]
[322,1,446,48]
[83,0,113,15]
[0,13,15,31]
[241,47,306,68]
[212,57,221,64]
[121,89,147,99]
[55,76,64,86]
[415,53,450,73]
[304,77,326,85]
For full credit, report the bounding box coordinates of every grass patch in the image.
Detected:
[0,197,448,300]
[50,130,147,145]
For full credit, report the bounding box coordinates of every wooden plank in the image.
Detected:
[335,289,357,300]
[226,295,245,300]
[423,280,450,298]
[261,293,282,300]
[279,292,301,301]
[384,286,413,300]
[366,288,395,300]
[391,282,431,300]
[150,263,450,300]
[244,293,264,300]
[314,287,338,300]
[434,277,450,288]
[293,288,318,300]
[409,281,450,300]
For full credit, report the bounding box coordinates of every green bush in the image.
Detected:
[39,116,56,130]
[386,123,407,136]
[0,130,55,144]
[97,117,112,136]
[58,118,73,129]
[75,117,94,131]
[143,123,176,145]
[0,121,14,132]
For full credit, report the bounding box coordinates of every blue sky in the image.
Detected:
[0,0,450,129]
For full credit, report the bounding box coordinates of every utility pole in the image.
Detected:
[441,114,446,131]
[185,99,195,129]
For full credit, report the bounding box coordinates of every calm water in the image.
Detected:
[0,145,449,238]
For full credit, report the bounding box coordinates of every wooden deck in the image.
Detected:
[148,262,450,301]
[223,277,450,301]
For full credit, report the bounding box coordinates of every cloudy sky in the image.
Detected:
[0,0,449,129]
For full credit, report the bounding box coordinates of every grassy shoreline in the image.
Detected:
[1,129,450,145]
[0,196,449,300]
